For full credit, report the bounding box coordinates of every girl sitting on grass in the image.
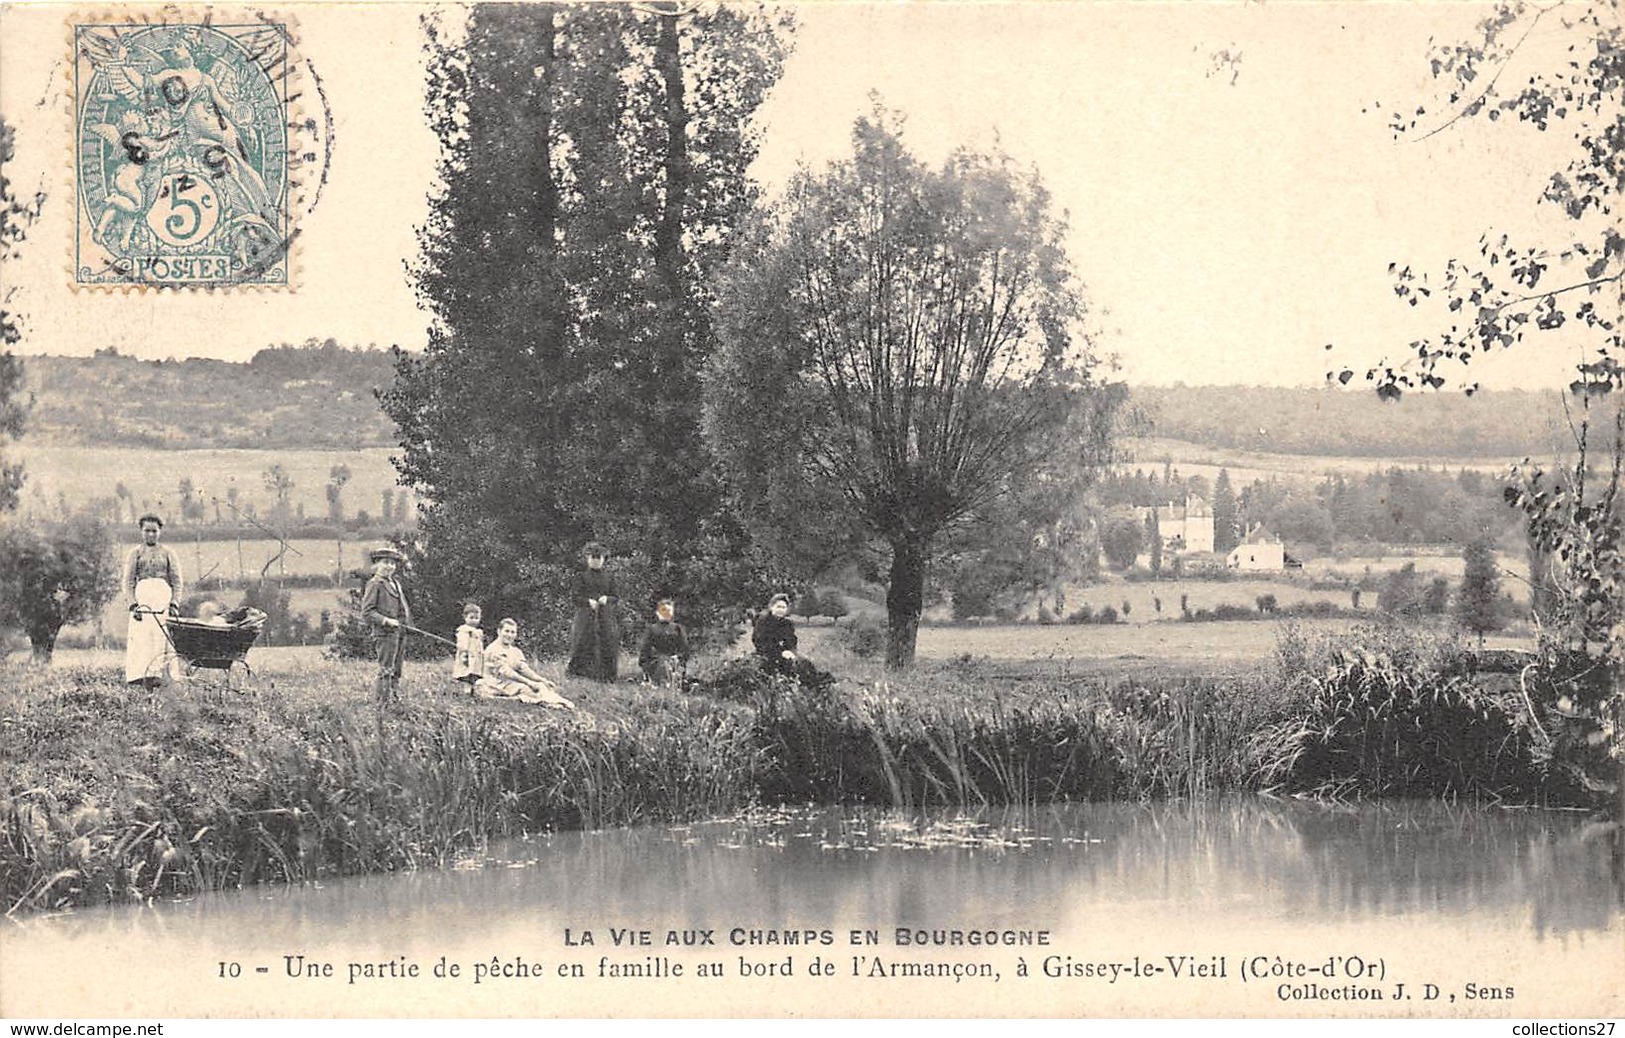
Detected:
[476,618,576,709]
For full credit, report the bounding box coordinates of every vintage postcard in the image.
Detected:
[0,0,1620,1027]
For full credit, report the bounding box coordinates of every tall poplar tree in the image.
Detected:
[1211,468,1239,555]
[383,4,792,648]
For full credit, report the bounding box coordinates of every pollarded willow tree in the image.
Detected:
[706,109,1117,668]
[383,3,793,649]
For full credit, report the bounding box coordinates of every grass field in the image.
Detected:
[1301,550,1531,586]
[18,437,1537,523]
[1120,436,1530,485]
[1047,578,1353,620]
[137,537,372,582]
[798,617,1531,676]
[14,445,402,524]
[38,613,1532,682]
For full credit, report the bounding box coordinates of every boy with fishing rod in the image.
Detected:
[359,545,461,704]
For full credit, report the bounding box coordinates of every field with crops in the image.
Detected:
[14,445,403,527]
[1119,436,1531,485]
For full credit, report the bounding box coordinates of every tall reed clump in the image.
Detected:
[1265,622,1543,800]
[744,672,1121,807]
[731,660,1321,806]
[467,691,763,832]
[1095,675,1298,798]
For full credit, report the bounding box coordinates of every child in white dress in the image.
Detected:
[453,602,486,693]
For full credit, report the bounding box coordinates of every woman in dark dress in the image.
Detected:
[638,597,691,687]
[751,592,802,678]
[567,542,619,681]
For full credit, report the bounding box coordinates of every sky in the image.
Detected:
[0,0,1588,388]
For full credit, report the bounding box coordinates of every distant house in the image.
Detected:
[1151,496,1214,555]
[1226,524,1285,571]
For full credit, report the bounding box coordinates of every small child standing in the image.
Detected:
[453,602,486,693]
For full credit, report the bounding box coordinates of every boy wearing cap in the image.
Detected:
[360,546,411,704]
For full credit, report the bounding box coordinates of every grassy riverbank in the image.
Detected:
[1,623,1575,914]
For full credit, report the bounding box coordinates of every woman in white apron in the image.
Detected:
[124,514,183,686]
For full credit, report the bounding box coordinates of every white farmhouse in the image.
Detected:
[1151,496,1214,554]
[1226,524,1285,571]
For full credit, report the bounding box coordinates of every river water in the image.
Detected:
[3,799,1620,1018]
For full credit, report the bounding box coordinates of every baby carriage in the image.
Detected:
[154,605,268,685]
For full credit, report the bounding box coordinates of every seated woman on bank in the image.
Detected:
[752,593,832,687]
[638,597,691,687]
[475,618,576,709]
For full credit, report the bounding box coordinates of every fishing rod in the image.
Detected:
[341,605,457,649]
[397,622,457,649]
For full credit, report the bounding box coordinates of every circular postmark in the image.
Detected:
[72,10,333,289]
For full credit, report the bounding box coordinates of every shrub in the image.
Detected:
[817,590,850,620]
[1270,624,1541,799]
[688,655,779,704]
[0,668,761,911]
[1181,604,1259,623]
[1065,605,1094,625]
[1280,600,1343,619]
[1101,519,1143,571]
[1096,605,1119,624]
[1422,577,1450,615]
[840,614,886,659]
[950,557,1018,620]
[1256,593,1278,614]
[751,677,1120,806]
[1376,562,1423,615]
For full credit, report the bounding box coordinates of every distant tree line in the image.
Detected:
[1101,464,1516,552]
[23,348,1571,459]
[68,468,415,541]
[1133,384,1569,459]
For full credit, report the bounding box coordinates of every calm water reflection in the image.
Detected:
[4,798,1619,1017]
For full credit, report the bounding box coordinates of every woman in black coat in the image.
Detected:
[567,542,619,681]
[638,597,691,687]
[751,593,799,677]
